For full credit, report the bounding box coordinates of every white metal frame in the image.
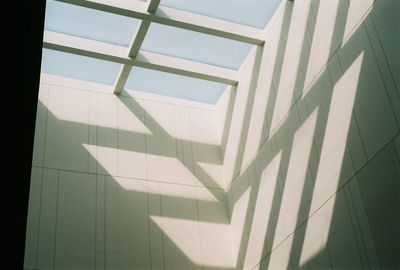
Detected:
[43,0,266,95]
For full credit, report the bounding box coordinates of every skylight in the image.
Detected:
[126,67,227,104]
[141,23,252,69]
[40,0,283,104]
[160,0,283,28]
[41,49,121,85]
[45,0,140,46]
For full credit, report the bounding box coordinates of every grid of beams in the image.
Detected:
[114,1,156,94]
[43,31,239,86]
[44,0,265,95]
[56,0,265,44]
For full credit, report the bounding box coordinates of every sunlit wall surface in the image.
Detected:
[226,0,400,269]
[25,0,400,269]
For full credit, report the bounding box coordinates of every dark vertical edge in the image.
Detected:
[5,0,47,268]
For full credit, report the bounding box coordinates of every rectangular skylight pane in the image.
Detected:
[125,67,228,104]
[44,0,139,46]
[41,49,121,85]
[160,0,283,29]
[141,23,252,69]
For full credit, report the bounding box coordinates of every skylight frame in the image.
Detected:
[43,31,239,86]
[43,0,267,101]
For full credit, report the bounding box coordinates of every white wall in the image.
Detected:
[25,0,400,269]
[24,76,234,270]
[224,0,400,269]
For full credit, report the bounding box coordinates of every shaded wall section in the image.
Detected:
[224,0,400,269]
[24,77,235,270]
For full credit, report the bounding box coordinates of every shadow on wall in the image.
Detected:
[24,0,400,269]
[26,93,235,270]
[224,0,400,269]
[28,69,267,269]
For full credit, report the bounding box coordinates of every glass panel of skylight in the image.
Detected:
[141,23,252,69]
[41,49,121,85]
[125,67,228,104]
[160,0,283,29]
[44,0,139,46]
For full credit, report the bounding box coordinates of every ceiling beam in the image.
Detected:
[147,0,161,14]
[114,20,151,94]
[56,0,265,45]
[43,31,239,86]
[43,31,129,63]
[113,0,160,94]
[135,51,238,85]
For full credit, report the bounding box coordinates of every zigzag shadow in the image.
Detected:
[224,0,400,269]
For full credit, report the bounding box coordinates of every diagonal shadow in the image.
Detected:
[118,92,226,195]
[32,0,400,269]
[223,0,399,269]
[41,100,227,223]
[228,1,297,268]
[37,99,238,269]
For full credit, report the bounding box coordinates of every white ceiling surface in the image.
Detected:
[41,0,282,104]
